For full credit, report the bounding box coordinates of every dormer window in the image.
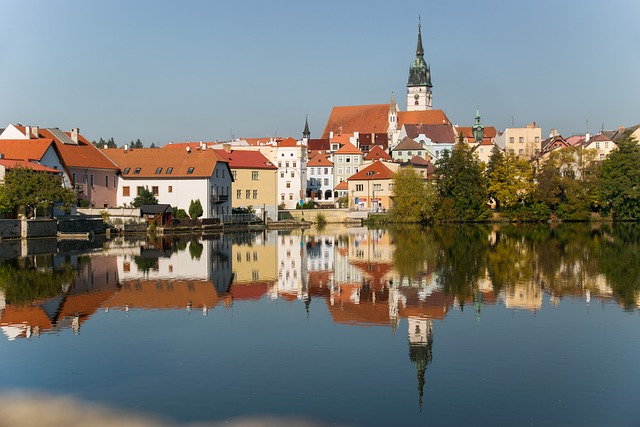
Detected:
[166,167,173,174]
[155,167,162,174]
[133,168,141,174]
[366,171,375,176]
[123,167,130,174]
[187,167,194,174]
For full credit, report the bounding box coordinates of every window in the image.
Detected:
[253,190,258,199]
[285,161,289,168]
[280,172,284,178]
[324,168,328,175]
[72,172,76,183]
[286,181,291,188]
[292,162,296,168]
[123,186,130,196]
[137,186,144,195]
[366,171,374,176]
[151,186,159,196]
[509,137,514,144]
[166,167,173,174]
[338,167,343,174]
[237,189,242,199]
[509,149,515,154]
[155,167,162,174]
[356,184,364,191]
[290,172,294,178]
[337,156,343,163]
[535,137,540,143]
[599,154,605,160]
[519,137,524,143]
[168,186,173,193]
[289,193,293,200]
[595,142,600,149]
[373,184,382,191]
[133,168,141,174]
[309,167,314,175]
[346,156,351,163]
[123,167,130,174]
[408,151,412,156]
[187,167,194,174]
[232,170,237,180]
[252,171,259,180]
[281,193,285,201]
[605,142,609,149]
[346,167,351,174]
[324,178,329,186]
[278,161,282,167]
[114,176,117,188]
[519,149,524,155]
[105,175,109,187]
[90,175,94,187]
[246,189,251,199]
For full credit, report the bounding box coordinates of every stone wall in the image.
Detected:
[57,218,107,234]
[281,209,366,223]
[23,219,57,238]
[0,220,21,239]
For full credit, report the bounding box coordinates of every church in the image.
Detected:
[321,18,456,154]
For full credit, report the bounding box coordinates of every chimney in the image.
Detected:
[223,143,232,153]
[549,129,558,138]
[32,126,38,138]
[71,128,79,143]
[618,126,625,131]
[329,131,334,139]
[585,132,591,142]
[186,146,191,153]
[25,127,31,139]
[124,144,129,152]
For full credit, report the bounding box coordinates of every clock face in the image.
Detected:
[414,94,420,100]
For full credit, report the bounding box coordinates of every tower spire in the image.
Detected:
[407,16,432,111]
[302,114,310,143]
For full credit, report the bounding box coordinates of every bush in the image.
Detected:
[189,199,203,219]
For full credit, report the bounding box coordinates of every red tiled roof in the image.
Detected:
[214,149,277,170]
[335,141,362,155]
[408,155,430,166]
[364,145,392,161]
[397,110,451,127]
[277,137,299,147]
[39,129,119,170]
[394,137,423,151]
[348,161,394,181]
[0,159,61,173]
[102,147,225,178]
[334,180,349,190]
[307,154,334,167]
[322,104,390,139]
[0,139,53,161]
[307,138,330,151]
[404,123,456,144]
[162,141,217,150]
[455,126,497,139]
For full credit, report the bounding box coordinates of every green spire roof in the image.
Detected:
[407,17,432,88]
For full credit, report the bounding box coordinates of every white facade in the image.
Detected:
[117,162,232,219]
[273,144,308,209]
[307,161,334,201]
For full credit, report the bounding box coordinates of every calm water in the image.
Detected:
[1,223,639,427]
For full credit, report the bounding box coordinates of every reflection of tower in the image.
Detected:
[408,317,433,412]
[388,283,400,334]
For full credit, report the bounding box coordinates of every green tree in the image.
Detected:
[598,132,640,220]
[189,199,203,219]
[149,142,157,148]
[390,166,437,223]
[435,142,490,221]
[132,187,158,207]
[130,138,144,149]
[487,152,535,213]
[92,137,117,148]
[0,167,75,215]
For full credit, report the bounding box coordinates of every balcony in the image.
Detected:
[211,194,229,204]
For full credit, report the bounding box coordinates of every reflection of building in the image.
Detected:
[504,281,542,311]
[274,231,308,300]
[408,317,433,412]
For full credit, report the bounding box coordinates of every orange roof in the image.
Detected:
[334,180,349,190]
[307,154,333,167]
[0,139,53,161]
[456,126,497,139]
[277,137,299,147]
[105,279,224,310]
[335,141,362,155]
[397,110,451,127]
[162,141,217,150]
[214,149,277,170]
[38,129,119,170]
[102,147,227,178]
[364,145,391,161]
[322,104,390,139]
[0,159,61,173]
[348,160,394,181]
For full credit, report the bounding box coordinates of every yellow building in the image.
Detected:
[347,161,395,211]
[497,123,542,160]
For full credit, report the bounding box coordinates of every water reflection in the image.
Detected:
[1,223,639,420]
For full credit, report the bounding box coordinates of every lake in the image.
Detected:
[1,223,639,427]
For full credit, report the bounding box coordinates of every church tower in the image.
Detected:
[302,114,310,144]
[407,17,433,112]
[387,92,398,144]
[472,106,485,143]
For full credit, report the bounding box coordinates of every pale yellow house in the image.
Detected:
[347,161,395,211]
[496,123,542,160]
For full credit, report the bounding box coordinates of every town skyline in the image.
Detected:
[1,0,638,145]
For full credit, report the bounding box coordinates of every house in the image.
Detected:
[102,147,232,219]
[0,124,119,207]
[580,133,616,162]
[347,161,395,211]
[334,180,349,203]
[306,153,334,202]
[213,147,278,220]
[495,123,542,159]
[364,145,392,164]
[333,141,363,185]
[271,138,308,209]
[455,124,499,165]
[401,155,435,180]
[392,137,427,163]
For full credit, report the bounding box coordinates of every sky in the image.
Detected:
[1,0,639,146]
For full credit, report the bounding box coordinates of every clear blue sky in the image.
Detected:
[1,0,638,145]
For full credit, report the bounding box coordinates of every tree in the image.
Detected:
[189,199,203,219]
[92,137,117,148]
[390,166,437,223]
[435,142,490,221]
[598,132,640,220]
[487,152,535,213]
[0,167,75,216]
[132,187,158,207]
[130,138,144,149]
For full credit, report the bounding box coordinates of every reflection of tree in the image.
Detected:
[389,225,438,279]
[189,240,203,260]
[599,223,640,310]
[0,259,75,305]
[133,256,158,274]
[432,225,490,304]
